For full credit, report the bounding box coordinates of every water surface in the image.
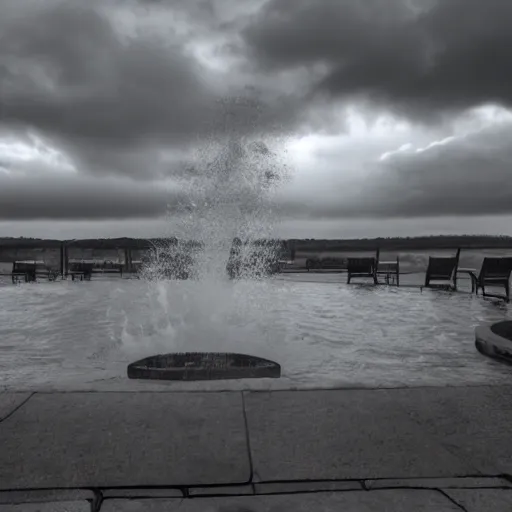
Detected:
[0,274,510,392]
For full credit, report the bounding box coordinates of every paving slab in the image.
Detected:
[0,489,95,504]
[254,480,363,494]
[101,490,461,511]
[366,476,512,490]
[0,392,250,489]
[0,502,89,512]
[444,489,512,512]
[243,389,473,481]
[102,488,183,498]
[188,485,254,496]
[390,386,512,474]
[0,394,31,422]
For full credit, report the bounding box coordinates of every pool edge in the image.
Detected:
[475,323,512,364]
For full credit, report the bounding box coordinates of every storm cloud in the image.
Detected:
[243,0,512,121]
[277,116,512,219]
[0,173,176,220]
[0,0,301,181]
[0,0,511,234]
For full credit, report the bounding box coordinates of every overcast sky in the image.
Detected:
[1,0,512,239]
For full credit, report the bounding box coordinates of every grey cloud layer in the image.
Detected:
[0,174,173,220]
[243,0,512,119]
[4,120,509,221]
[278,123,512,218]
[0,0,300,180]
[1,3,209,139]
[1,0,511,223]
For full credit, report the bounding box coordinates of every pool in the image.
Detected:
[0,274,510,392]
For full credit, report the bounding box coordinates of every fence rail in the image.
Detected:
[1,241,512,279]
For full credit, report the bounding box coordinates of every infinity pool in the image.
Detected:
[0,274,510,392]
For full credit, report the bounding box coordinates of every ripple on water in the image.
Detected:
[0,276,511,392]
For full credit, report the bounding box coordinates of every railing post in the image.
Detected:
[454,247,461,290]
[124,248,132,273]
[289,239,296,261]
[60,241,67,278]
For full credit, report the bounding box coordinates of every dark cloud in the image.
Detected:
[2,0,512,228]
[0,0,301,181]
[0,1,228,180]
[242,0,512,120]
[277,122,512,219]
[0,3,212,138]
[0,173,176,220]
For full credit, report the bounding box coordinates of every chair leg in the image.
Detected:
[505,281,510,303]
[347,273,351,284]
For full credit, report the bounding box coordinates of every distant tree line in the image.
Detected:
[1,234,512,251]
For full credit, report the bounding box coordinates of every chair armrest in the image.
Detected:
[457,268,477,278]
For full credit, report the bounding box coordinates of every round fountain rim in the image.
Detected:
[127,351,281,381]
[475,321,512,364]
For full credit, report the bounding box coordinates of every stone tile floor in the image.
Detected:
[1,386,512,511]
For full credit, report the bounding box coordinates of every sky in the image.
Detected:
[1,0,512,239]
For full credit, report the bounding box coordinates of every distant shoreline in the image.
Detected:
[1,235,512,251]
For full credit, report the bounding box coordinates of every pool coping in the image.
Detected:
[475,322,512,364]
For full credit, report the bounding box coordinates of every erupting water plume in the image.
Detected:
[121,95,293,363]
[144,94,290,281]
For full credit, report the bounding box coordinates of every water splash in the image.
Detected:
[122,94,291,356]
[143,92,290,279]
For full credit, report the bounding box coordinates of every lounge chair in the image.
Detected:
[377,256,400,286]
[11,261,54,283]
[67,262,93,281]
[347,257,378,284]
[11,261,37,283]
[460,257,512,302]
[423,249,461,291]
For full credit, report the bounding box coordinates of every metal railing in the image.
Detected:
[1,240,512,283]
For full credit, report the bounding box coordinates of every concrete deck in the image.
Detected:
[1,386,512,511]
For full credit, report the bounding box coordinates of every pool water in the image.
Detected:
[0,274,510,392]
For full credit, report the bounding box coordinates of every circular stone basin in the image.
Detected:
[475,321,512,364]
[127,352,281,381]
